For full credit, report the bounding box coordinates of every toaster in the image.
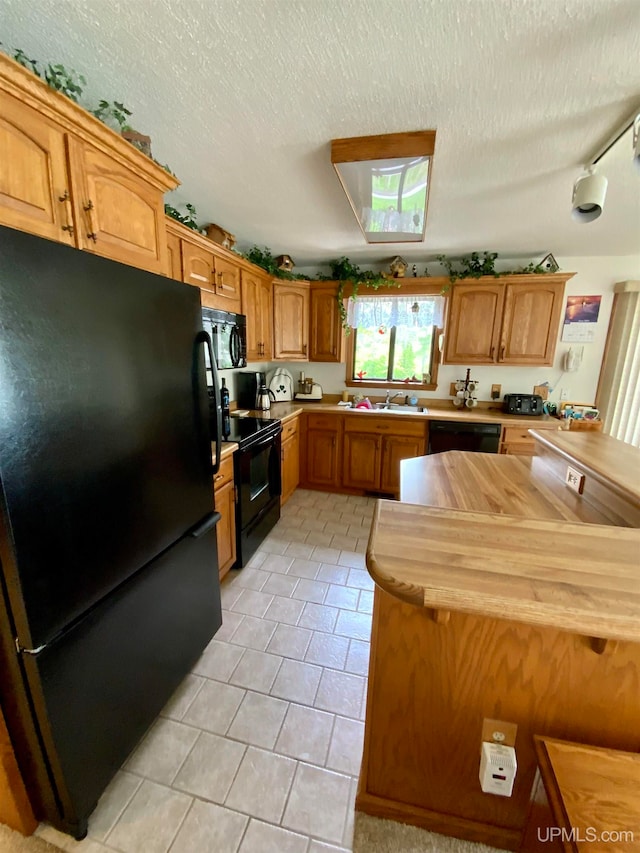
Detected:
[503,394,544,416]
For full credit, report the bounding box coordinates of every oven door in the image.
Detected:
[236,432,282,533]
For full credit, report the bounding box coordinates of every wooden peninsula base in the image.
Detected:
[358,446,640,851]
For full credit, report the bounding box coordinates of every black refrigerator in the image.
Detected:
[0,226,223,838]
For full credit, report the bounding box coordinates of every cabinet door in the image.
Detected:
[306,427,340,488]
[499,282,565,365]
[281,431,300,506]
[310,284,343,362]
[213,254,241,311]
[343,432,381,491]
[181,240,215,292]
[166,230,182,281]
[67,138,168,274]
[273,282,310,360]
[242,269,273,361]
[444,283,504,363]
[215,479,236,579]
[0,91,75,245]
[380,434,425,494]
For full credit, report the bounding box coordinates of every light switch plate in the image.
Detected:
[565,466,585,494]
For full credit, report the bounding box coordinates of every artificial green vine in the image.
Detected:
[320,257,399,331]
[164,203,200,231]
[435,251,559,284]
[242,247,307,280]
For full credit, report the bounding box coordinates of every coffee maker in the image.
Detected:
[236,371,274,410]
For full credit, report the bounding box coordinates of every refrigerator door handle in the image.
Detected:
[189,511,221,538]
[196,330,222,475]
[15,637,47,655]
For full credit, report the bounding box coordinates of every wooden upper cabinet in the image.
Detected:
[273,281,310,360]
[444,282,504,363]
[0,91,75,245]
[67,138,168,274]
[0,53,178,271]
[500,281,565,365]
[181,239,215,292]
[444,274,573,366]
[241,269,273,360]
[212,253,241,310]
[166,228,182,281]
[310,283,344,362]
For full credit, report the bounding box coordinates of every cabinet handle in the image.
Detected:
[214,473,224,482]
[500,344,505,360]
[83,200,98,242]
[58,190,74,235]
[217,272,225,291]
[303,344,307,354]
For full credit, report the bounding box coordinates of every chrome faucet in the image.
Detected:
[385,391,405,405]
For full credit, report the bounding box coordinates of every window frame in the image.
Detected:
[343,283,446,391]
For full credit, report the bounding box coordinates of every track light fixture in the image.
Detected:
[571,107,640,223]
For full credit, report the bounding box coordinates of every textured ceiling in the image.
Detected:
[2,0,639,267]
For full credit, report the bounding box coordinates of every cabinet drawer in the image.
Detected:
[306,413,341,430]
[282,416,300,441]
[344,416,425,437]
[502,426,535,444]
[500,442,536,456]
[213,454,234,491]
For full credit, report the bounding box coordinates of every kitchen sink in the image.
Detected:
[364,403,428,414]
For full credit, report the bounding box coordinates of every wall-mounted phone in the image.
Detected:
[562,346,583,372]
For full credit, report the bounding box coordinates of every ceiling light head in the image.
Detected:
[571,168,608,223]
[331,131,436,244]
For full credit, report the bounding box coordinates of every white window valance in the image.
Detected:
[347,294,444,330]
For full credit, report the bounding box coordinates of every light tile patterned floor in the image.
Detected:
[37,489,374,853]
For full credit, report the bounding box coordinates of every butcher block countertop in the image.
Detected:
[531,429,640,506]
[367,451,640,642]
[263,400,559,428]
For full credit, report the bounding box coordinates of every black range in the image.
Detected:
[222,416,282,567]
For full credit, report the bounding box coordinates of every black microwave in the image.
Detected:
[202,308,247,370]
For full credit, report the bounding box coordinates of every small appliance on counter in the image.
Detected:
[236,371,271,410]
[294,371,323,401]
[257,383,276,411]
[267,367,294,402]
[503,394,544,416]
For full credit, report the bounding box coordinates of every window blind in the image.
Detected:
[597,282,640,448]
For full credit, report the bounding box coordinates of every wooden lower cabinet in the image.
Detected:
[343,431,382,490]
[343,417,426,495]
[281,416,300,505]
[213,455,236,580]
[380,434,425,493]
[304,414,426,495]
[304,413,342,490]
[500,424,558,456]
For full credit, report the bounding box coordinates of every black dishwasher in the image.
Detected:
[428,420,501,454]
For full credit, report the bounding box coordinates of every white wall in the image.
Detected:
[226,255,640,404]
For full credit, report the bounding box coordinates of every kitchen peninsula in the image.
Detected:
[358,432,640,851]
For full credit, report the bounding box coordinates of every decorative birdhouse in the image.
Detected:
[276,254,295,272]
[204,223,236,250]
[540,253,559,272]
[389,256,409,278]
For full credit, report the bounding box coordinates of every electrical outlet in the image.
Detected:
[481,718,517,748]
[491,384,501,400]
[565,466,586,494]
[560,388,569,401]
